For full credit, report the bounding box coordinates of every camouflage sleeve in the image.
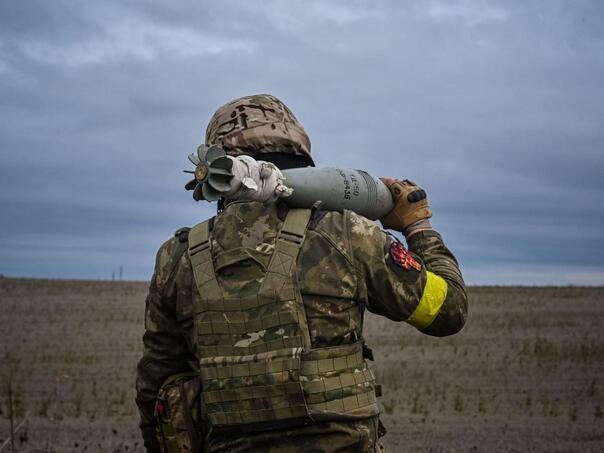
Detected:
[349,211,467,336]
[135,237,196,452]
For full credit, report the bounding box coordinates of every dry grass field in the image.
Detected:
[1,278,603,452]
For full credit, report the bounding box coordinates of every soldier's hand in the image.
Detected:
[379,178,432,234]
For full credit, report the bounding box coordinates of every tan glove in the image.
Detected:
[380,178,432,232]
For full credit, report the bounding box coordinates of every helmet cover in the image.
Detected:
[205,94,311,161]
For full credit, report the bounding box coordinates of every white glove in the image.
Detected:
[225,155,293,203]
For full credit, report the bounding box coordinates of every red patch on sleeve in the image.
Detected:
[390,242,422,272]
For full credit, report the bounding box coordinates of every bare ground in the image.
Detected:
[1,278,603,452]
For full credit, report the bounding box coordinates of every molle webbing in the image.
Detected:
[298,342,377,415]
[197,309,301,335]
[199,336,305,357]
[188,220,221,298]
[199,343,377,426]
[188,208,378,428]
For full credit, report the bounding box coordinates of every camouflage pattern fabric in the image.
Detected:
[155,373,201,453]
[136,200,467,452]
[189,207,379,429]
[205,94,312,161]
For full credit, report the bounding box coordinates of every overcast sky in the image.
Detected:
[0,0,602,284]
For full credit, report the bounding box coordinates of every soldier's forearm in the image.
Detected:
[407,230,468,336]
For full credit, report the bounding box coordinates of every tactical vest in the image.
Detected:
[187,208,379,430]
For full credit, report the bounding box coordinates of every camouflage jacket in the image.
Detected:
[136,201,467,452]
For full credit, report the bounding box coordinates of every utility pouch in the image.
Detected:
[155,372,202,453]
[299,341,380,420]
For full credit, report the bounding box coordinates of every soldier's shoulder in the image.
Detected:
[309,209,341,235]
[153,227,191,273]
[174,227,191,243]
[308,209,354,261]
[346,210,382,238]
[317,210,389,269]
[314,209,379,236]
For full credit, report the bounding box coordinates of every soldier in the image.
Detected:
[136,94,467,452]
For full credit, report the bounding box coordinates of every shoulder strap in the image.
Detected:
[189,210,312,296]
[280,208,312,245]
[188,217,222,304]
[259,208,312,294]
[189,210,312,344]
[259,208,312,347]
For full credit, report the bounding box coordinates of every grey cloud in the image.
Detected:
[0,0,603,283]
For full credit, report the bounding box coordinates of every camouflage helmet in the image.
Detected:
[205,94,312,163]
